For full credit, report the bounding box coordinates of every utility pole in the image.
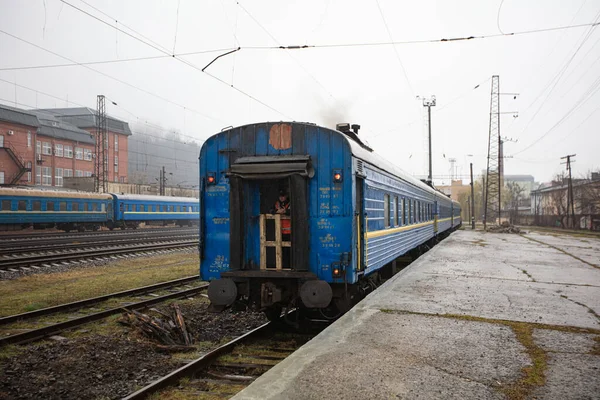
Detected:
[419,96,436,185]
[161,166,167,196]
[470,163,475,229]
[159,167,163,196]
[560,154,576,228]
[483,76,519,229]
[95,95,108,193]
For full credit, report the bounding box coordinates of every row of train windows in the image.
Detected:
[382,194,433,228]
[1,199,107,212]
[120,204,198,213]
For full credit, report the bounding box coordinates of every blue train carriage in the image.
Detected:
[110,194,200,229]
[200,122,461,317]
[0,187,112,232]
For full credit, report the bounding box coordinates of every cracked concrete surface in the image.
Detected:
[234,230,600,400]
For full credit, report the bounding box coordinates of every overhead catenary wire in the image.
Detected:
[0,29,226,125]
[374,0,415,98]
[58,0,293,120]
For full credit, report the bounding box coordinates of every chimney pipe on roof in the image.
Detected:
[351,124,360,134]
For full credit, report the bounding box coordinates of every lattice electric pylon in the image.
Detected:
[95,95,108,193]
[484,75,501,228]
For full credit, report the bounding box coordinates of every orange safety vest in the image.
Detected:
[275,201,291,235]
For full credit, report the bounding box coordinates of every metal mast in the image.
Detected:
[95,95,108,193]
[419,96,436,184]
[484,76,501,229]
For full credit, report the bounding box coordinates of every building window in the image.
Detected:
[384,194,390,228]
[75,147,83,160]
[35,167,41,185]
[114,156,118,173]
[36,141,41,154]
[55,168,63,187]
[64,145,73,158]
[27,162,32,182]
[42,142,52,155]
[114,135,118,152]
[27,132,31,148]
[75,170,83,177]
[64,169,73,178]
[84,148,92,161]
[55,144,63,157]
[84,171,93,177]
[0,171,4,185]
[42,167,52,186]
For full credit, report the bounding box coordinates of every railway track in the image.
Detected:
[0,227,198,248]
[0,232,198,256]
[0,239,199,271]
[124,318,327,400]
[0,276,208,346]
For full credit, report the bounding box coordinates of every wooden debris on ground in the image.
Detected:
[119,304,194,346]
[487,221,523,234]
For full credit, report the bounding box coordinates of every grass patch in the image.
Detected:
[0,253,199,317]
[471,239,488,247]
[0,344,25,360]
[380,309,600,400]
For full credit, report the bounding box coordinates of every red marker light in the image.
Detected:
[207,176,215,184]
[333,172,342,182]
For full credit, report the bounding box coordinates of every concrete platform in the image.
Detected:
[234,230,600,400]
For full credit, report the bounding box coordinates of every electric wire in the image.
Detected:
[375,0,415,98]
[0,28,225,124]
[58,0,293,119]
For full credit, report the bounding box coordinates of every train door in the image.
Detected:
[229,174,309,272]
[356,177,365,271]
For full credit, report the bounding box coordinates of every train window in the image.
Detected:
[128,204,133,212]
[140,205,145,212]
[168,205,172,212]
[120,203,124,212]
[46,201,54,211]
[72,203,79,212]
[18,200,27,211]
[59,202,67,211]
[188,206,192,212]
[83,203,88,211]
[411,200,415,223]
[33,201,41,211]
[384,194,390,228]
[91,203,98,212]
[101,203,106,212]
[107,203,112,213]
[394,196,399,226]
[1,200,11,211]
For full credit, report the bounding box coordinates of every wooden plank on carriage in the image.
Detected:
[260,214,266,270]
[275,214,282,270]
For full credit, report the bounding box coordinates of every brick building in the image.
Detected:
[37,107,131,184]
[0,104,131,187]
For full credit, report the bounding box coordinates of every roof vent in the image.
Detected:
[335,123,373,152]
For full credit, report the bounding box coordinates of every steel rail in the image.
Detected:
[0,227,199,247]
[0,240,199,270]
[0,234,199,256]
[122,322,273,400]
[0,275,201,325]
[0,283,209,346]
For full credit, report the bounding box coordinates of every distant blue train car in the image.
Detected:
[0,187,112,231]
[199,122,461,318]
[111,194,200,229]
[0,188,200,231]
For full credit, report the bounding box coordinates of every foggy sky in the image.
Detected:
[1,0,599,186]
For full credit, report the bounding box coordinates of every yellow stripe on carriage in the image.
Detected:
[365,217,453,239]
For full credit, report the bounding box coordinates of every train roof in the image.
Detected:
[0,187,112,199]
[111,194,199,203]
